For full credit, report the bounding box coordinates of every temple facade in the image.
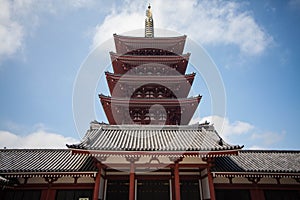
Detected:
[0,5,300,200]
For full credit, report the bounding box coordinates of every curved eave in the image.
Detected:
[70,149,240,158]
[99,94,201,105]
[106,72,195,98]
[105,71,195,81]
[99,95,201,125]
[113,34,187,55]
[110,51,190,62]
[212,172,300,179]
[110,52,189,75]
[0,171,97,178]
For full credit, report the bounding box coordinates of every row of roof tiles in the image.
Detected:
[214,150,300,173]
[0,149,299,174]
[0,149,95,173]
[67,124,241,152]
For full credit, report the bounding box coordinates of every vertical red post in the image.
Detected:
[129,162,135,200]
[250,189,265,200]
[93,163,102,200]
[174,161,181,200]
[207,168,216,200]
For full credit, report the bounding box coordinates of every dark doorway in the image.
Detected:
[106,180,129,200]
[216,189,251,200]
[137,180,170,200]
[55,189,93,200]
[180,180,200,200]
[0,189,41,200]
[264,190,300,200]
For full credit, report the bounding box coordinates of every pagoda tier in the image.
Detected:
[114,34,187,55]
[105,72,195,98]
[110,52,190,75]
[99,94,201,125]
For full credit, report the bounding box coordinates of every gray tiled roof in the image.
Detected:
[0,149,96,173]
[67,122,242,152]
[213,150,300,173]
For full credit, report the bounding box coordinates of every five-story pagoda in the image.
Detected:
[68,5,242,200]
[100,4,201,126]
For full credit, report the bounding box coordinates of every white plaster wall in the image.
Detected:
[27,177,47,184]
[201,169,207,176]
[213,177,229,184]
[181,157,206,164]
[258,177,277,184]
[201,177,210,200]
[280,178,299,184]
[55,176,74,183]
[232,177,250,184]
[77,176,95,183]
[104,156,127,163]
[17,178,25,184]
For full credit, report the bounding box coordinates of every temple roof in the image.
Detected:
[66,122,242,154]
[113,34,187,55]
[1,148,299,178]
[213,150,300,174]
[0,149,96,174]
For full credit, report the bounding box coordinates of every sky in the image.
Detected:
[0,0,300,150]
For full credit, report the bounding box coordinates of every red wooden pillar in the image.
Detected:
[250,189,265,200]
[207,168,216,200]
[129,162,135,200]
[93,163,102,200]
[174,161,181,200]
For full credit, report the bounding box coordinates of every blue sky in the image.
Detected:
[0,0,299,149]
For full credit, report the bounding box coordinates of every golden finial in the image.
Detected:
[145,3,154,37]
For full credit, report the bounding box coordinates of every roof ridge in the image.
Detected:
[241,149,300,153]
[0,148,70,151]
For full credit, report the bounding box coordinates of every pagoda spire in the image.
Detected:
[145,3,154,38]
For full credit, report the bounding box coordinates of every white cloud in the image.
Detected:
[248,145,266,150]
[0,0,102,63]
[198,115,254,140]
[0,0,24,61]
[195,115,285,149]
[251,130,286,146]
[288,0,300,9]
[92,0,272,55]
[0,129,78,149]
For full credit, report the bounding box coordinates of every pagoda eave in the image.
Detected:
[105,72,195,98]
[99,95,201,125]
[110,51,190,62]
[99,95,201,105]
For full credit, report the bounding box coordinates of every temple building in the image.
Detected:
[1,5,300,200]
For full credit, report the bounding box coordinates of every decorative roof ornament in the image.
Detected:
[145,3,154,38]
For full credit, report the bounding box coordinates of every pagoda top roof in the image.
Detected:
[66,121,242,156]
[113,34,187,55]
[110,51,190,62]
